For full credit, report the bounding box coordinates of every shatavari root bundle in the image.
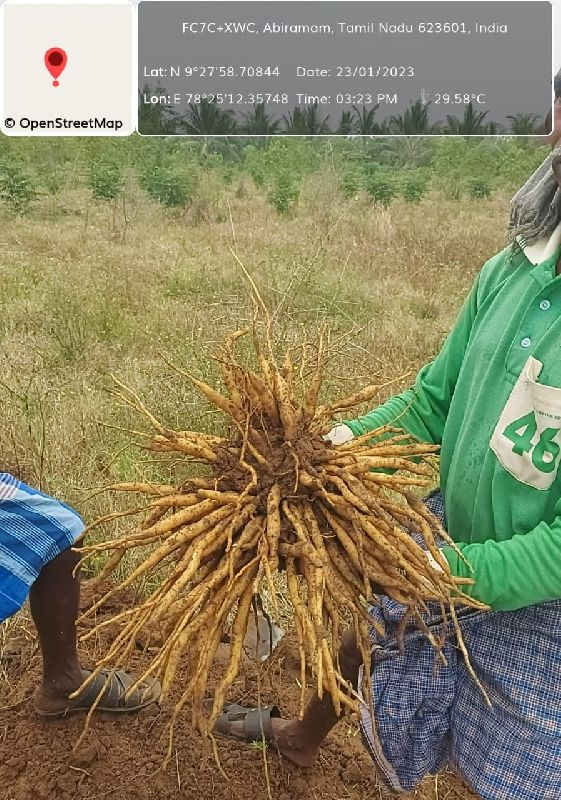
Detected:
[76,262,487,758]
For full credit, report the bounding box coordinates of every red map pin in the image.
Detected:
[44,47,67,87]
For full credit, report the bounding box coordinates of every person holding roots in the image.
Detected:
[0,471,161,716]
[212,75,561,799]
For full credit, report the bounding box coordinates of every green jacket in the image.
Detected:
[345,242,561,611]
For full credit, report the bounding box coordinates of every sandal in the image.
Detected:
[211,701,281,742]
[35,668,161,718]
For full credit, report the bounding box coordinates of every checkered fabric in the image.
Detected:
[0,473,84,622]
[359,490,561,800]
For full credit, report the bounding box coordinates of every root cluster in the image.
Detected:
[77,269,486,755]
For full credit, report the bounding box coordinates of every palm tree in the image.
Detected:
[390,99,440,134]
[506,113,544,135]
[183,99,238,135]
[137,84,182,135]
[240,103,282,136]
[444,103,491,135]
[303,104,331,134]
[377,137,435,168]
[352,105,391,135]
[282,106,305,134]
[336,110,356,135]
[485,120,506,135]
[282,103,331,135]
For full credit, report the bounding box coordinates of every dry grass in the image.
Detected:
[0,176,507,512]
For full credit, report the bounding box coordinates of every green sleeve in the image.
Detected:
[442,514,561,611]
[344,271,482,445]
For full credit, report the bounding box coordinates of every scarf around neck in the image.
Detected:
[507,69,561,246]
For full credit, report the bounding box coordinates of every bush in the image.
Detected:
[431,137,548,197]
[244,139,320,192]
[38,166,65,196]
[240,143,266,187]
[267,170,300,215]
[364,170,398,208]
[139,163,196,208]
[247,158,267,188]
[468,178,491,199]
[0,161,37,213]
[400,173,429,203]
[88,160,124,201]
[220,164,236,186]
[340,169,362,198]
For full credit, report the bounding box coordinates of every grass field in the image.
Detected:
[0,170,511,799]
[0,173,508,513]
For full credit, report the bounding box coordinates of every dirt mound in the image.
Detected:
[0,583,479,800]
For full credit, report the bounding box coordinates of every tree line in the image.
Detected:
[139,88,547,137]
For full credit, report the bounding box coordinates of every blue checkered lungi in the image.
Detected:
[359,490,561,800]
[0,473,84,623]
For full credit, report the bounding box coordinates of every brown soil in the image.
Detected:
[212,427,328,501]
[0,583,479,800]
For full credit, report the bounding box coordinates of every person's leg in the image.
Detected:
[224,629,363,766]
[29,547,86,706]
[30,544,162,716]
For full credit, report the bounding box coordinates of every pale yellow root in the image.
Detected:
[82,289,488,754]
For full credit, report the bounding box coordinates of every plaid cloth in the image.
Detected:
[359,490,561,800]
[0,473,84,623]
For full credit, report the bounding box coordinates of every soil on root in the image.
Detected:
[0,583,480,800]
[211,429,330,501]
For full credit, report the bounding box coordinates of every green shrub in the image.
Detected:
[139,164,195,208]
[431,137,548,196]
[39,167,65,196]
[364,171,398,208]
[340,170,362,198]
[248,161,266,188]
[400,173,429,203]
[0,161,37,213]
[88,160,124,201]
[267,170,300,215]
[221,164,236,186]
[468,178,492,199]
[243,144,276,189]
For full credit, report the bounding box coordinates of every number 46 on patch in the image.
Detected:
[503,412,560,472]
[490,357,561,491]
